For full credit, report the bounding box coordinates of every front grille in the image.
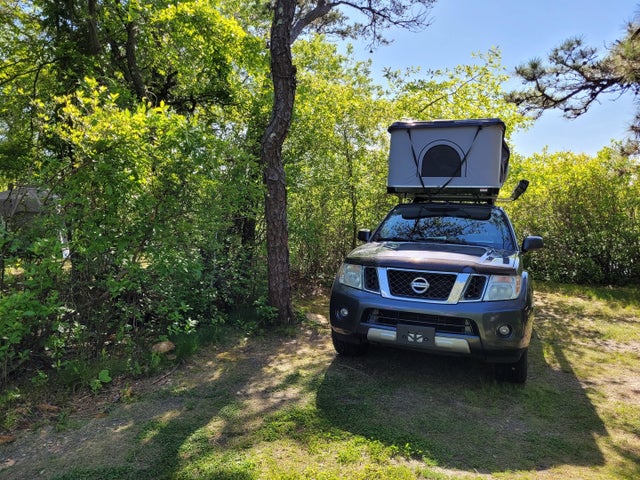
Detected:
[463,275,487,300]
[364,309,478,335]
[364,267,380,292]
[387,269,456,300]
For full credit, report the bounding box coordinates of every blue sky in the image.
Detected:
[349,1,637,156]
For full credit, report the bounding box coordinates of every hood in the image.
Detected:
[345,241,520,276]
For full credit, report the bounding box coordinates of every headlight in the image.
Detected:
[483,275,522,301]
[338,263,363,289]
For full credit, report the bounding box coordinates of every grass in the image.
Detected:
[1,282,639,479]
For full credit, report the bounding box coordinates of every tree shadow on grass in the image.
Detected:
[315,331,607,474]
[0,310,612,479]
[1,326,335,480]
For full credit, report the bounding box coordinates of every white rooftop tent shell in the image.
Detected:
[386,118,510,201]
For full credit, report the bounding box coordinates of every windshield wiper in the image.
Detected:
[422,237,474,246]
[376,236,410,242]
[376,236,478,245]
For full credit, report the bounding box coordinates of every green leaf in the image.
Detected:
[98,369,112,384]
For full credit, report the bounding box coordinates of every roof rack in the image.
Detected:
[402,180,529,205]
[404,188,500,205]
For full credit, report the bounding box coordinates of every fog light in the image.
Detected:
[497,324,512,337]
[338,307,349,319]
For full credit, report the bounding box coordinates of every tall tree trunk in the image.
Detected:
[342,129,358,250]
[261,0,297,324]
[125,21,147,101]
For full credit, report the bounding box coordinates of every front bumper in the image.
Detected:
[329,279,533,363]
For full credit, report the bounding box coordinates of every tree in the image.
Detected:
[287,38,391,280]
[504,147,640,285]
[286,45,530,283]
[0,1,267,380]
[508,14,640,148]
[262,0,436,324]
[387,49,527,130]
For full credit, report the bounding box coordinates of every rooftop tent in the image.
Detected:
[0,186,69,258]
[0,186,46,220]
[386,118,510,200]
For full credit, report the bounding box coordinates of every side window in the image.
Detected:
[421,145,462,177]
[490,210,516,250]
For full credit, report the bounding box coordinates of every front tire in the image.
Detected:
[495,349,528,384]
[331,330,369,356]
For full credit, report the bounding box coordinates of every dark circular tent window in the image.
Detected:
[421,144,462,177]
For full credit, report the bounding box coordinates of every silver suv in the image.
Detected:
[329,201,543,383]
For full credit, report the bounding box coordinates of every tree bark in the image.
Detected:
[125,21,147,101]
[87,0,101,55]
[259,1,435,324]
[261,0,297,324]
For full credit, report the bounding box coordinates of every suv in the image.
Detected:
[329,201,543,383]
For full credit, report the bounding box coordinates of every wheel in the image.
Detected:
[331,330,369,356]
[495,349,528,384]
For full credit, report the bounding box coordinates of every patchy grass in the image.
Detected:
[1,282,639,479]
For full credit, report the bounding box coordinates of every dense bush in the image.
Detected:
[0,86,259,383]
[1,0,637,391]
[505,147,640,285]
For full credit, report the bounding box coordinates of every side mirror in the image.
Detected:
[510,179,529,201]
[522,236,543,253]
[497,179,530,203]
[357,229,371,242]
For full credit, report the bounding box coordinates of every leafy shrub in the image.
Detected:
[505,147,640,285]
[1,82,262,387]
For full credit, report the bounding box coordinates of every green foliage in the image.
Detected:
[388,49,530,134]
[0,217,65,380]
[1,75,262,385]
[37,81,254,357]
[0,290,57,377]
[286,38,393,281]
[0,0,269,388]
[1,0,638,394]
[505,147,640,285]
[286,43,531,283]
[510,19,640,142]
[90,369,112,394]
[253,296,279,325]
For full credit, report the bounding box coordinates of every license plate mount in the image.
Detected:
[396,325,436,348]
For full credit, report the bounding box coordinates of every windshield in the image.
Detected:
[372,203,516,250]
